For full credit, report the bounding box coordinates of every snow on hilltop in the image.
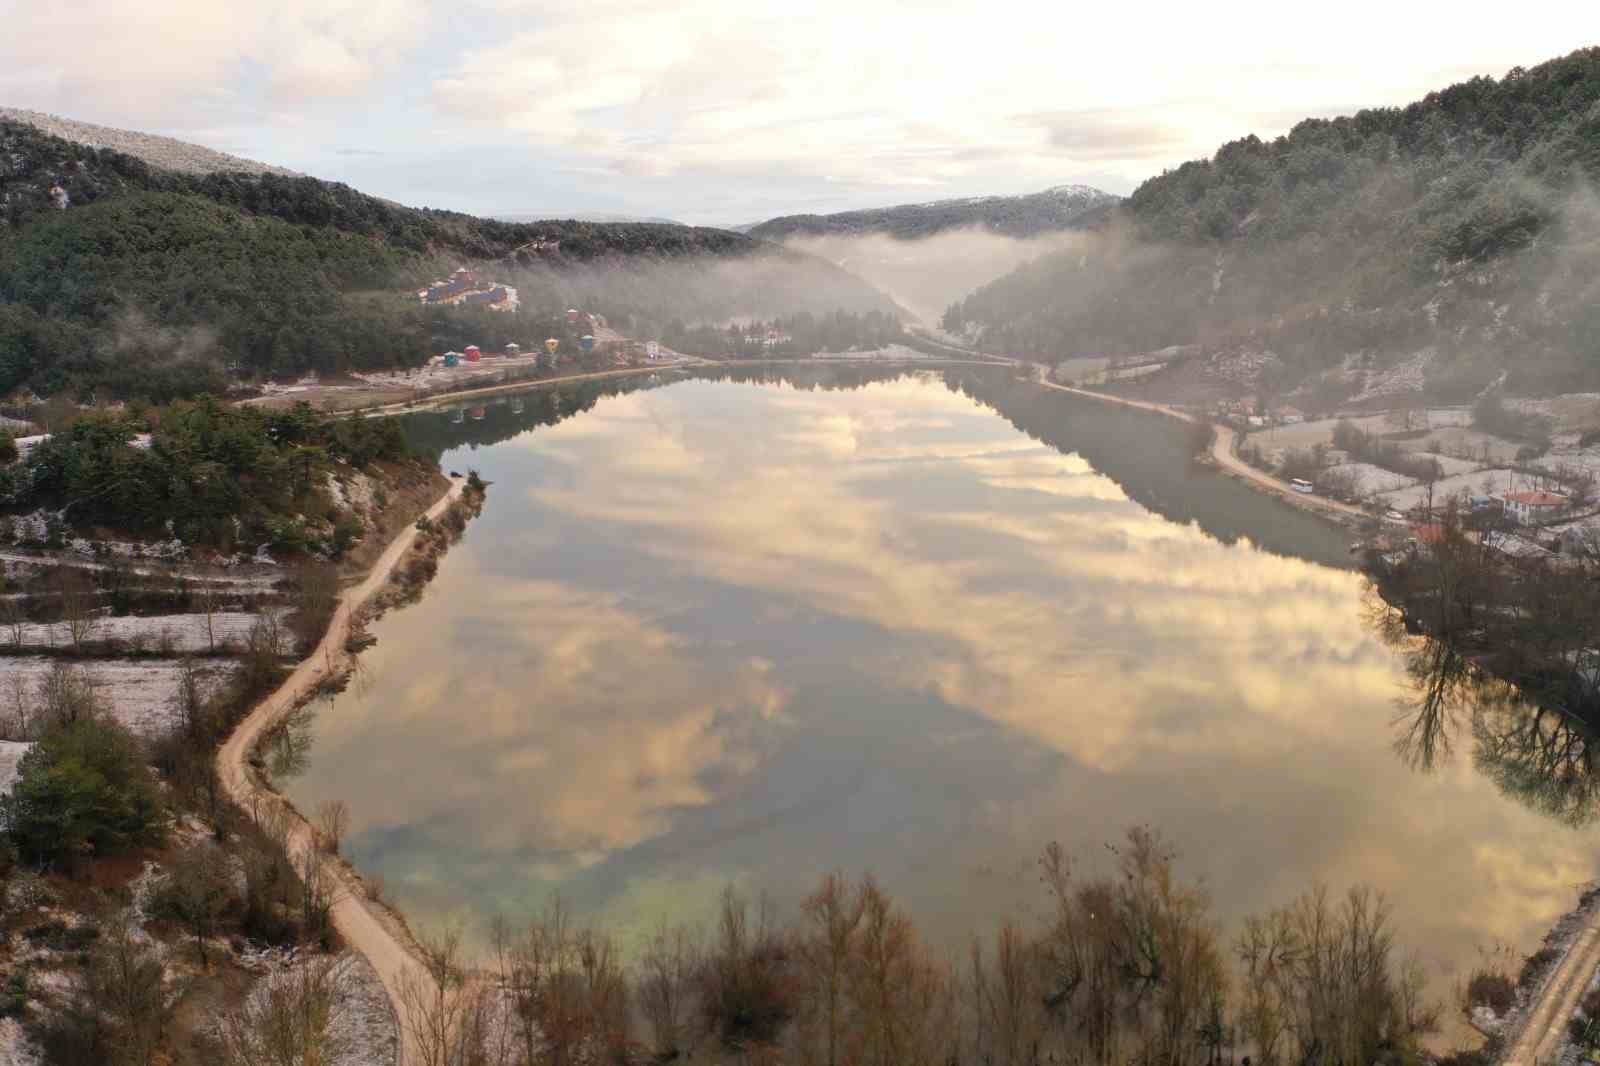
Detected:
[0,107,300,178]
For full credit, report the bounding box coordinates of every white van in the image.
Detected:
[1289,478,1314,494]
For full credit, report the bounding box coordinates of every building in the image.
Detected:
[464,345,482,362]
[1501,490,1567,525]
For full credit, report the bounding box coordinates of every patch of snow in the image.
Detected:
[0,1016,43,1066]
[5,610,286,655]
[1,657,238,739]
[1380,470,1512,511]
[0,740,32,796]
[1348,348,1435,405]
[218,951,399,1066]
[1325,462,1417,496]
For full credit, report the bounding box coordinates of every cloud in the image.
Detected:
[1027,109,1192,162]
[418,0,1588,204]
[1,0,1590,222]
[0,0,428,128]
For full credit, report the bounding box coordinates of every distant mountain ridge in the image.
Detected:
[747,184,1121,240]
[498,211,686,226]
[0,115,896,400]
[944,48,1600,400]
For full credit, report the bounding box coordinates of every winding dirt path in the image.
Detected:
[216,478,464,1066]
[1504,911,1600,1066]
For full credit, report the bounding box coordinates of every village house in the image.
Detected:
[1501,489,1567,525]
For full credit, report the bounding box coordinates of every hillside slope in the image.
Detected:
[943,49,1600,401]
[748,184,1120,240]
[0,115,894,399]
[0,107,300,177]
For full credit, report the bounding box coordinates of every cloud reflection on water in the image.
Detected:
[291,374,1592,971]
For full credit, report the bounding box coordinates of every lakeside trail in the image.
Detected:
[1504,907,1600,1066]
[216,477,465,1066]
[1037,381,1368,521]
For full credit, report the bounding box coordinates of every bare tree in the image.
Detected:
[158,844,235,969]
[794,872,864,1066]
[316,799,350,855]
[214,954,352,1066]
[298,851,340,947]
[399,925,481,1066]
[56,568,99,654]
[53,911,172,1066]
[38,660,100,729]
[195,566,223,654]
[0,579,25,649]
[638,918,702,1061]
[4,668,32,739]
[1236,885,1437,1066]
[172,655,211,743]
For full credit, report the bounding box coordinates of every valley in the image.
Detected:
[2,38,1600,1066]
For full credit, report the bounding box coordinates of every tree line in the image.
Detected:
[392,827,1441,1066]
[943,48,1600,398]
[1,397,412,552]
[0,117,893,401]
[662,310,905,358]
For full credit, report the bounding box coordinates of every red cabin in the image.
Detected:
[464,345,482,362]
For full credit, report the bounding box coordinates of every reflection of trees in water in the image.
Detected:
[1369,585,1600,826]
[266,702,318,779]
[396,365,948,462]
[1474,699,1600,826]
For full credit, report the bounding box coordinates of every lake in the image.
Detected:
[284,366,1592,988]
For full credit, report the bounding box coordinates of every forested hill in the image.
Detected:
[748,184,1120,240]
[0,116,893,400]
[943,48,1600,399]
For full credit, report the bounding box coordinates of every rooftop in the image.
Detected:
[1505,490,1567,507]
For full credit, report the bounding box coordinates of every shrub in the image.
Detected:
[0,718,166,867]
[1466,971,1516,1013]
[1518,946,1560,989]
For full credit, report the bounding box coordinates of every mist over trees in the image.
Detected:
[0,117,894,400]
[944,48,1600,397]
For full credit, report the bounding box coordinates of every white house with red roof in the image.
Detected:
[1501,489,1567,525]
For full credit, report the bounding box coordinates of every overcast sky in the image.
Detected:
[1,2,1593,226]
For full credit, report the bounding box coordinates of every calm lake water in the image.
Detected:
[285,367,1591,985]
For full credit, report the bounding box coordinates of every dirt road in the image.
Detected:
[1037,381,1368,521]
[216,478,464,1066]
[1504,910,1600,1066]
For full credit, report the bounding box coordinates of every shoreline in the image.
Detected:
[214,478,467,1065]
[1036,379,1369,527]
[355,356,1017,418]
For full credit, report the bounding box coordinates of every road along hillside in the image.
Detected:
[216,478,465,1065]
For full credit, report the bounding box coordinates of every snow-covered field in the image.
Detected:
[6,610,285,654]
[222,952,398,1066]
[1409,452,1483,478]
[1415,426,1525,464]
[812,343,948,361]
[0,740,33,796]
[1250,416,1389,452]
[2,657,237,738]
[1379,470,1511,510]
[1325,462,1417,496]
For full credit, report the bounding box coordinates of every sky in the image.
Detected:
[0,1,1594,226]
